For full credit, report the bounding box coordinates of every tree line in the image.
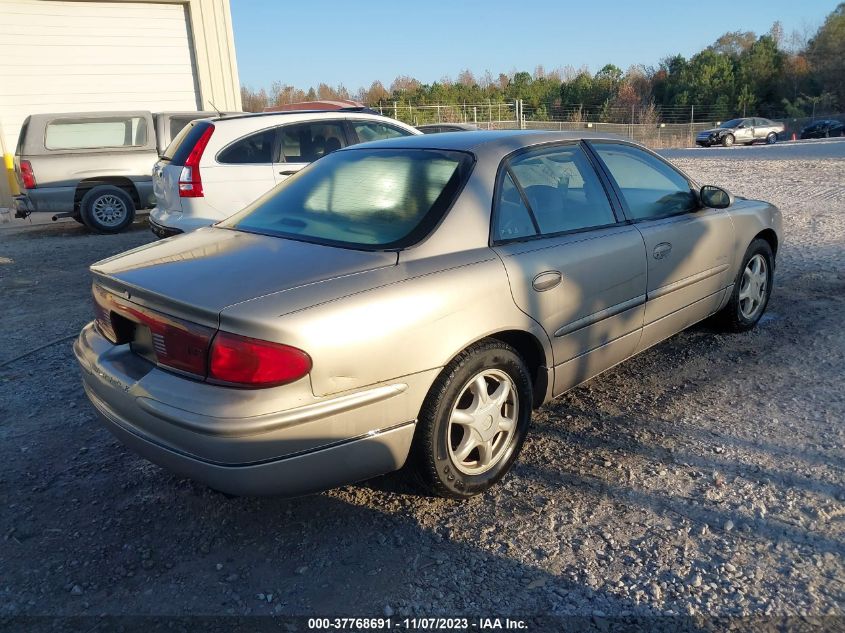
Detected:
[241,4,845,124]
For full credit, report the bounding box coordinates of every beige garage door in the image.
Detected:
[0,0,201,154]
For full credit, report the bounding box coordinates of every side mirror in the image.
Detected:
[700,185,734,209]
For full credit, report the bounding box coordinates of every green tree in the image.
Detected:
[806,3,845,105]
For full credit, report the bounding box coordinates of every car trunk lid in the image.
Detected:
[91,227,398,320]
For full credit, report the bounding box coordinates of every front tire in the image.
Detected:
[722,134,735,147]
[716,238,774,332]
[766,132,777,145]
[410,340,533,499]
[80,185,136,234]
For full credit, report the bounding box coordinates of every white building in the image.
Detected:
[0,0,242,207]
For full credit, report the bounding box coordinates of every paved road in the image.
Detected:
[661,137,845,161]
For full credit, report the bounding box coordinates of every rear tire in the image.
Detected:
[722,134,735,147]
[80,185,136,234]
[409,340,533,499]
[715,239,774,332]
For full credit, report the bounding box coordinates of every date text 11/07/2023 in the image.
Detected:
[307,617,529,630]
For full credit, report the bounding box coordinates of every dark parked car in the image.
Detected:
[696,118,784,147]
[799,119,844,139]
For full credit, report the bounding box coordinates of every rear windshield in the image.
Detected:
[160,120,212,163]
[45,116,147,150]
[168,115,205,142]
[223,148,473,249]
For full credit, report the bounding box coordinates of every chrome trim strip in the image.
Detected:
[554,295,646,338]
[648,264,729,301]
[135,382,409,437]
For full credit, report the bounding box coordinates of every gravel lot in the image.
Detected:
[0,151,843,628]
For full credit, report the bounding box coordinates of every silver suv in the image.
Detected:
[13,110,225,233]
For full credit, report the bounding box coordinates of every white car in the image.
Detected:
[149,109,420,237]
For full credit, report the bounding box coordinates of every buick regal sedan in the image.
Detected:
[75,131,782,499]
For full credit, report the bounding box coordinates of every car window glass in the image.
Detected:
[228,149,470,248]
[494,171,537,241]
[351,121,408,143]
[506,144,616,235]
[217,129,275,164]
[44,116,147,150]
[592,143,697,220]
[169,116,202,141]
[279,122,345,163]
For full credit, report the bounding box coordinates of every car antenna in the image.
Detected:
[207,99,224,117]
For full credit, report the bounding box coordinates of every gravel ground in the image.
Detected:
[0,155,843,629]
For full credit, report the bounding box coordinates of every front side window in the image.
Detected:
[217,129,275,164]
[225,148,472,249]
[279,122,346,163]
[591,143,697,220]
[494,144,616,239]
[351,121,409,143]
[45,117,147,150]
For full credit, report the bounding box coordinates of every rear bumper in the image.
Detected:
[148,216,183,239]
[13,187,74,216]
[73,322,418,496]
[86,383,414,496]
[149,205,219,235]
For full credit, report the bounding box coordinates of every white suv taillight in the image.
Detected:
[178,125,214,198]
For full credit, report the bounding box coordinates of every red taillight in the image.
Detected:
[91,284,214,376]
[178,125,214,198]
[19,160,36,189]
[209,331,312,388]
[92,284,311,388]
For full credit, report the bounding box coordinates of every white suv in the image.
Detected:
[149,109,420,237]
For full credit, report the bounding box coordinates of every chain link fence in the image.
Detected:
[375,100,844,148]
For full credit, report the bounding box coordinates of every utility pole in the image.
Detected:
[690,105,695,146]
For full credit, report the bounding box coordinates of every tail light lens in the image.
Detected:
[178,124,214,198]
[19,160,36,189]
[92,284,311,388]
[209,332,312,388]
[92,284,214,376]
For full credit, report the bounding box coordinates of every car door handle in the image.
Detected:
[653,242,672,260]
[278,170,297,176]
[532,270,563,292]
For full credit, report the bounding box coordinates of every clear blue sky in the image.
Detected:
[231,0,835,91]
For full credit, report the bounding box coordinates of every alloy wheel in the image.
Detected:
[447,369,519,476]
[739,254,768,320]
[92,194,128,227]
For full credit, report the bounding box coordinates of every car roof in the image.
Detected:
[338,129,625,154]
[209,107,381,123]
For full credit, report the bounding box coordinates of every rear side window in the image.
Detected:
[496,144,617,239]
[350,121,409,143]
[44,116,147,150]
[218,129,275,164]
[161,120,213,165]
[226,148,473,249]
[591,143,696,220]
[279,122,346,163]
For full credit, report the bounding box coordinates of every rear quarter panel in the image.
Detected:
[219,249,552,398]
